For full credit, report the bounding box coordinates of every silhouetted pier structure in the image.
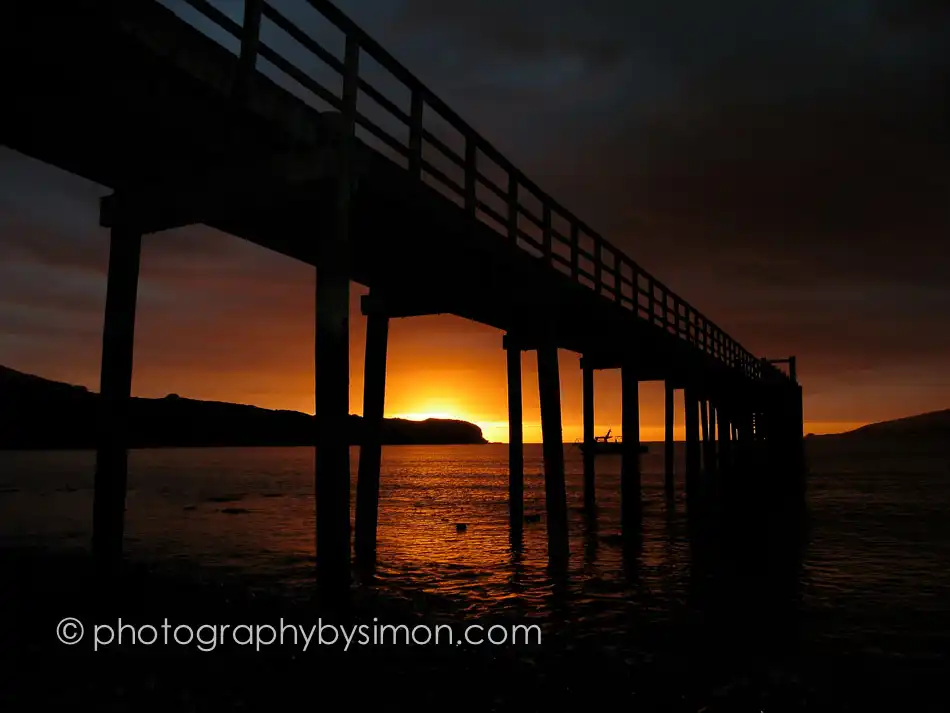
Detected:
[2,0,804,596]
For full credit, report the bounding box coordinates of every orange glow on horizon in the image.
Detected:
[15,251,911,445]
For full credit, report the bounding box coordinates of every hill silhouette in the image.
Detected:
[808,409,950,443]
[0,365,487,449]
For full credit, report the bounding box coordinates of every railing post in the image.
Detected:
[341,37,360,133]
[648,278,657,326]
[570,223,579,279]
[542,202,552,264]
[234,0,264,102]
[465,135,477,225]
[408,90,423,180]
[507,173,518,241]
[608,250,620,301]
[593,236,603,296]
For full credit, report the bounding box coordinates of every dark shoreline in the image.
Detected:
[0,442,491,452]
[0,365,489,450]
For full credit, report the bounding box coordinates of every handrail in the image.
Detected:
[176,0,792,383]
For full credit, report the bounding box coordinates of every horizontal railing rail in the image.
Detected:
[174,0,790,383]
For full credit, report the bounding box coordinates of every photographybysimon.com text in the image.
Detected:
[56,617,542,652]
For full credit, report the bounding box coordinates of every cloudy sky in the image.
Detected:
[1,0,948,441]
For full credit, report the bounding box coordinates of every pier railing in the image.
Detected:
[172,0,790,383]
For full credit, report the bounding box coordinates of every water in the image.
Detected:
[1,441,949,660]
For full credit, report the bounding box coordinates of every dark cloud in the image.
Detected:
[386,0,949,229]
[377,0,950,379]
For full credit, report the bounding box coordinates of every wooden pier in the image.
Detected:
[1,0,805,598]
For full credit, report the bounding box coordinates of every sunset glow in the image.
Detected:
[0,249,909,445]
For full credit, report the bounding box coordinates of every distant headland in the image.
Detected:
[0,365,487,449]
[806,409,950,444]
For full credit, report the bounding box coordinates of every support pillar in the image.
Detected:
[621,364,641,532]
[793,381,805,472]
[664,381,675,495]
[700,397,711,473]
[582,359,596,511]
[92,220,142,571]
[314,35,359,599]
[707,401,721,502]
[732,411,752,479]
[717,406,730,474]
[505,337,524,530]
[315,263,352,598]
[684,387,701,500]
[355,311,389,567]
[537,344,568,558]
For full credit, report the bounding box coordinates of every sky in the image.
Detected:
[1,0,948,442]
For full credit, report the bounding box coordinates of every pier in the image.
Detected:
[1,0,805,598]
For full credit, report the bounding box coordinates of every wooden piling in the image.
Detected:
[664,380,674,495]
[717,405,730,474]
[684,387,701,499]
[314,34,359,599]
[92,218,142,571]
[537,344,568,558]
[354,311,389,567]
[700,397,711,472]
[793,380,805,470]
[582,358,596,511]
[506,337,525,530]
[621,364,642,532]
[314,268,353,596]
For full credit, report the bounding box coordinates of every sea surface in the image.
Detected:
[1,440,949,664]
